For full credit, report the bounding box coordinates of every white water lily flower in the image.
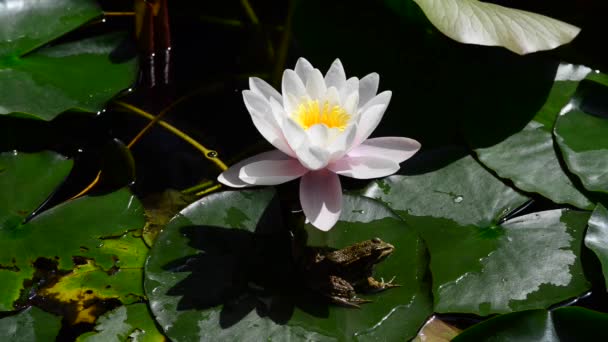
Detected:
[218,58,420,230]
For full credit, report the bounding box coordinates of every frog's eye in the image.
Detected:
[372,237,381,243]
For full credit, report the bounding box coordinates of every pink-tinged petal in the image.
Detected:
[249,77,282,103]
[354,104,388,146]
[359,73,379,107]
[327,155,400,179]
[300,170,342,231]
[328,124,357,161]
[218,150,292,188]
[295,58,314,84]
[294,144,331,171]
[358,90,392,114]
[348,137,421,163]
[324,59,346,92]
[306,69,327,100]
[239,156,308,186]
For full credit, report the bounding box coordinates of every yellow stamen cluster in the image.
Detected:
[293,99,351,131]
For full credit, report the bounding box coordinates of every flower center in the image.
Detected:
[293,99,350,131]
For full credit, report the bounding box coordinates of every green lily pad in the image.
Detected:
[145,189,432,341]
[364,155,529,227]
[0,0,101,57]
[554,80,608,194]
[76,303,165,342]
[476,122,593,209]
[0,306,61,341]
[364,157,590,315]
[584,204,608,288]
[453,307,608,341]
[0,151,145,311]
[533,64,594,130]
[0,33,137,120]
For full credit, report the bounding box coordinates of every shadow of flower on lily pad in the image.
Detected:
[161,224,331,328]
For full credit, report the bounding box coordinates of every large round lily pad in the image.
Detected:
[0,151,146,312]
[145,188,432,341]
[365,156,590,315]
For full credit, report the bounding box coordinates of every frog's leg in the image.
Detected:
[359,276,401,293]
[331,296,372,308]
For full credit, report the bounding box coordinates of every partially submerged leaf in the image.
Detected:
[453,307,608,341]
[76,303,165,342]
[584,204,608,288]
[0,0,101,57]
[0,33,137,120]
[412,316,461,342]
[0,306,61,342]
[554,80,608,194]
[413,0,580,54]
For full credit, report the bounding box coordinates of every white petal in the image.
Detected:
[282,117,308,150]
[354,104,388,146]
[413,0,580,55]
[269,97,288,128]
[239,156,308,185]
[218,150,292,187]
[306,124,331,147]
[324,59,346,92]
[249,77,282,103]
[359,90,392,114]
[306,69,327,100]
[242,90,274,122]
[250,114,295,157]
[300,170,342,231]
[283,69,307,96]
[295,58,314,84]
[328,155,400,179]
[348,137,421,163]
[342,93,359,118]
[340,77,359,103]
[328,124,357,161]
[325,86,340,107]
[359,73,379,107]
[243,90,295,157]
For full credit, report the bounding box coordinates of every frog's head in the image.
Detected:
[369,237,395,262]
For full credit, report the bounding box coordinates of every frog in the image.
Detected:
[299,237,399,308]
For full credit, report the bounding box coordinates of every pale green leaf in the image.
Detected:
[413,0,580,54]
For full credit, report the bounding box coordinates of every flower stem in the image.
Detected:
[114,101,228,172]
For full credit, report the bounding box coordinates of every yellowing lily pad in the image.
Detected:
[0,151,145,312]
